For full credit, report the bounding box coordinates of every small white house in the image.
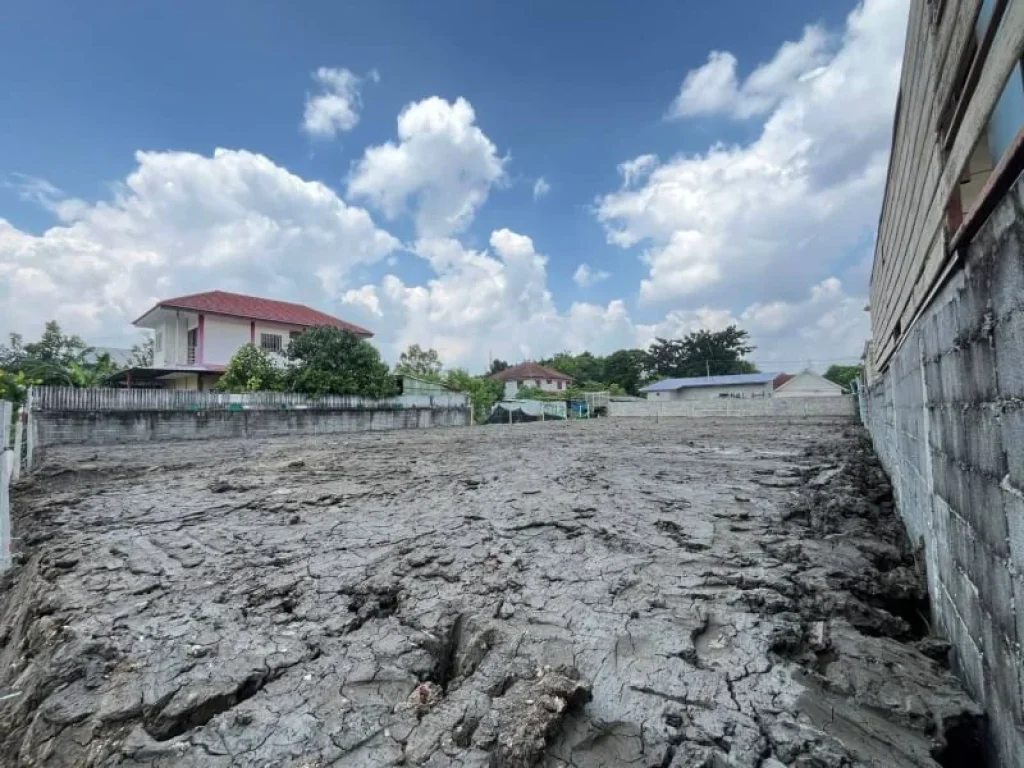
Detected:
[490,361,574,399]
[641,373,778,401]
[113,290,373,390]
[772,371,846,398]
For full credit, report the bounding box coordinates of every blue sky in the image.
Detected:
[0,0,908,372]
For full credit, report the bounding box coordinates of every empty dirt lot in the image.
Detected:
[0,418,983,767]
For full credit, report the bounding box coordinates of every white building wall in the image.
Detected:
[253,320,306,365]
[153,314,194,367]
[647,382,772,401]
[774,372,845,398]
[502,378,567,398]
[203,315,251,366]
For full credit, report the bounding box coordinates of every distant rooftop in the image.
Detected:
[490,361,573,381]
[641,372,779,392]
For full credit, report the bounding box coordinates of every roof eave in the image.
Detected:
[149,302,373,336]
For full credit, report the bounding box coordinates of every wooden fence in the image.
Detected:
[29,386,469,412]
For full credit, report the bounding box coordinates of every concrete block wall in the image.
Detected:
[31,406,470,451]
[610,395,857,420]
[863,174,1024,765]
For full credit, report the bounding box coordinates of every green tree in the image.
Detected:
[286,326,396,398]
[129,336,155,367]
[488,359,510,376]
[823,364,863,390]
[444,368,503,423]
[646,327,757,379]
[65,352,122,388]
[216,344,282,392]
[1,322,97,386]
[23,321,90,367]
[0,333,24,368]
[602,349,646,395]
[543,351,604,383]
[0,369,40,409]
[394,344,443,379]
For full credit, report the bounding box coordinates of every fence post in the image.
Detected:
[11,407,22,483]
[24,388,35,473]
[1,400,12,572]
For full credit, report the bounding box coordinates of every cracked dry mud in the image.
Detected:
[0,419,983,767]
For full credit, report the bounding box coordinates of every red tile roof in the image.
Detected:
[490,361,574,382]
[134,290,372,337]
[773,373,795,389]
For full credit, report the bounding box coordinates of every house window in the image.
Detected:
[289,330,302,344]
[557,381,563,391]
[261,333,283,353]
[546,379,552,384]
[154,332,163,353]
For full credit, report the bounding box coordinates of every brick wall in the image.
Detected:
[863,174,1024,764]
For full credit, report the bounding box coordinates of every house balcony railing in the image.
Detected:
[186,345,197,365]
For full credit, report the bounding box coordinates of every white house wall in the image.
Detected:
[253,321,306,365]
[643,385,770,403]
[203,315,251,366]
[153,313,193,367]
[774,373,844,398]
[502,378,567,398]
[204,317,312,366]
[647,383,772,401]
[149,310,340,370]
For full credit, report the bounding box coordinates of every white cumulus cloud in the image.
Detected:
[669,25,831,119]
[341,229,644,367]
[572,263,610,287]
[347,96,507,238]
[598,0,908,307]
[338,222,867,372]
[0,149,399,342]
[302,67,369,138]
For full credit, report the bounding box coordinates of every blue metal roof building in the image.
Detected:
[640,372,780,396]
[641,373,779,392]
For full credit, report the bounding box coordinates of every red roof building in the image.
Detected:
[491,362,573,395]
[134,290,372,336]
[116,290,373,391]
[490,361,574,382]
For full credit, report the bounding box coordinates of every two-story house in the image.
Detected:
[114,290,372,390]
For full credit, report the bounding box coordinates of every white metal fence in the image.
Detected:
[29,386,469,412]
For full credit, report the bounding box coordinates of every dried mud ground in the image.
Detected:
[0,418,984,767]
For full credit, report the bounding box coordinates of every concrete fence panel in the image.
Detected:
[608,395,857,420]
[26,386,471,454]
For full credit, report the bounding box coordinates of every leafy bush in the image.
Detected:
[444,368,503,423]
[216,344,282,392]
[286,326,396,398]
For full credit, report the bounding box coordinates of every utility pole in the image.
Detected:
[705,360,710,378]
